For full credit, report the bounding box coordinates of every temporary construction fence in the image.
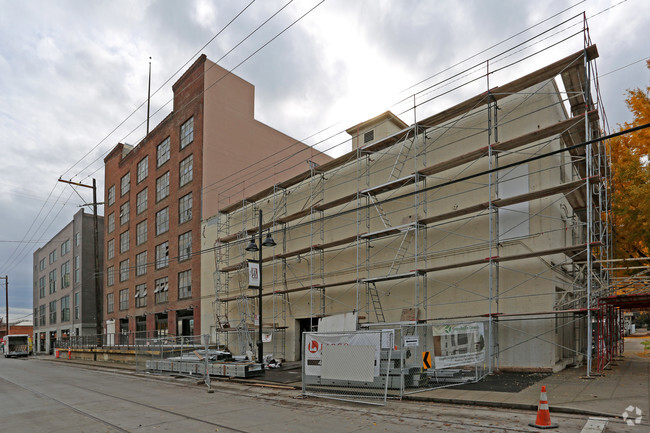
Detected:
[302,322,488,404]
[135,334,263,383]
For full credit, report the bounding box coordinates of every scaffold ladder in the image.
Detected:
[236,296,254,356]
[388,229,414,274]
[389,134,415,181]
[368,282,385,323]
[368,194,392,228]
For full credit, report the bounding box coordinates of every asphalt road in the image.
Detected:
[0,356,633,432]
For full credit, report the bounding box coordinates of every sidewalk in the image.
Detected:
[41,335,650,420]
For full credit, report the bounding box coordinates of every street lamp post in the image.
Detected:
[245,210,276,365]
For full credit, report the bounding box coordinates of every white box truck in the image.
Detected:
[2,334,32,357]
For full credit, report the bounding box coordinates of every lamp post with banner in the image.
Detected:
[245,210,276,365]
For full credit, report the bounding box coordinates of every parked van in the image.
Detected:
[2,334,32,357]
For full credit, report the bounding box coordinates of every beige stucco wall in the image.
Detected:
[201,78,589,370]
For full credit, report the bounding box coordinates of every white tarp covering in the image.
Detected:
[305,332,381,378]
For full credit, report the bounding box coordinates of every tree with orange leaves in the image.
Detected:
[610,61,650,259]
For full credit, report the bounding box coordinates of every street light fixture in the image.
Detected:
[245,210,276,365]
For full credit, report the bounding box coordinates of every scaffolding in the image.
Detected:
[207,16,621,374]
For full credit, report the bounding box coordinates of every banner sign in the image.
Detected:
[248,260,260,287]
[430,322,485,369]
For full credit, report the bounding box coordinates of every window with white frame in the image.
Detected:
[120,172,131,196]
[156,172,170,201]
[136,251,147,276]
[75,232,81,246]
[179,154,193,187]
[179,193,192,224]
[49,250,56,264]
[49,300,57,324]
[107,239,114,260]
[107,292,114,313]
[108,212,115,233]
[107,185,115,206]
[107,266,115,286]
[119,288,129,310]
[136,188,148,214]
[178,231,191,262]
[120,201,130,225]
[60,295,70,322]
[61,239,70,256]
[74,255,80,283]
[137,155,148,184]
[136,220,147,245]
[156,207,169,235]
[61,261,70,288]
[157,137,170,167]
[120,230,130,254]
[135,283,147,308]
[49,269,56,293]
[180,117,194,149]
[74,292,80,320]
[154,277,168,304]
[155,241,169,269]
[178,270,191,299]
[119,259,129,282]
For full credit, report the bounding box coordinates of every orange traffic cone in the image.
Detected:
[529,386,558,429]
[68,349,71,360]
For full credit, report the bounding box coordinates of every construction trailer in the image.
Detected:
[200,18,618,374]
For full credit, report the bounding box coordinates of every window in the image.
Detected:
[75,232,81,246]
[178,270,191,299]
[179,154,193,187]
[107,239,115,260]
[178,231,192,262]
[107,293,114,313]
[39,258,45,271]
[74,292,80,320]
[61,295,70,322]
[137,156,148,183]
[119,259,130,282]
[180,117,194,149]
[108,212,115,233]
[157,137,170,167]
[39,276,45,298]
[120,172,131,196]
[156,172,169,201]
[39,305,46,326]
[136,220,147,245]
[136,188,148,214]
[120,230,130,254]
[120,201,130,225]
[61,239,70,256]
[156,207,169,235]
[49,250,56,264]
[49,269,57,294]
[61,261,70,288]
[155,242,169,269]
[107,185,115,206]
[179,193,192,224]
[49,300,57,324]
[154,277,168,304]
[107,266,115,286]
[136,251,147,276]
[135,283,147,308]
[34,308,38,327]
[364,130,374,143]
[74,255,80,283]
[119,288,129,311]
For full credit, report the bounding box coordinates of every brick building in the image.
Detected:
[103,55,330,340]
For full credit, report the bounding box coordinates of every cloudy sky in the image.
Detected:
[1,0,648,322]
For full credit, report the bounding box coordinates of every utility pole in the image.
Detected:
[2,275,7,336]
[58,178,103,345]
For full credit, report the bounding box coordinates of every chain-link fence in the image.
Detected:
[302,322,489,403]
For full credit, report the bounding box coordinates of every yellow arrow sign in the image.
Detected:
[422,351,431,369]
